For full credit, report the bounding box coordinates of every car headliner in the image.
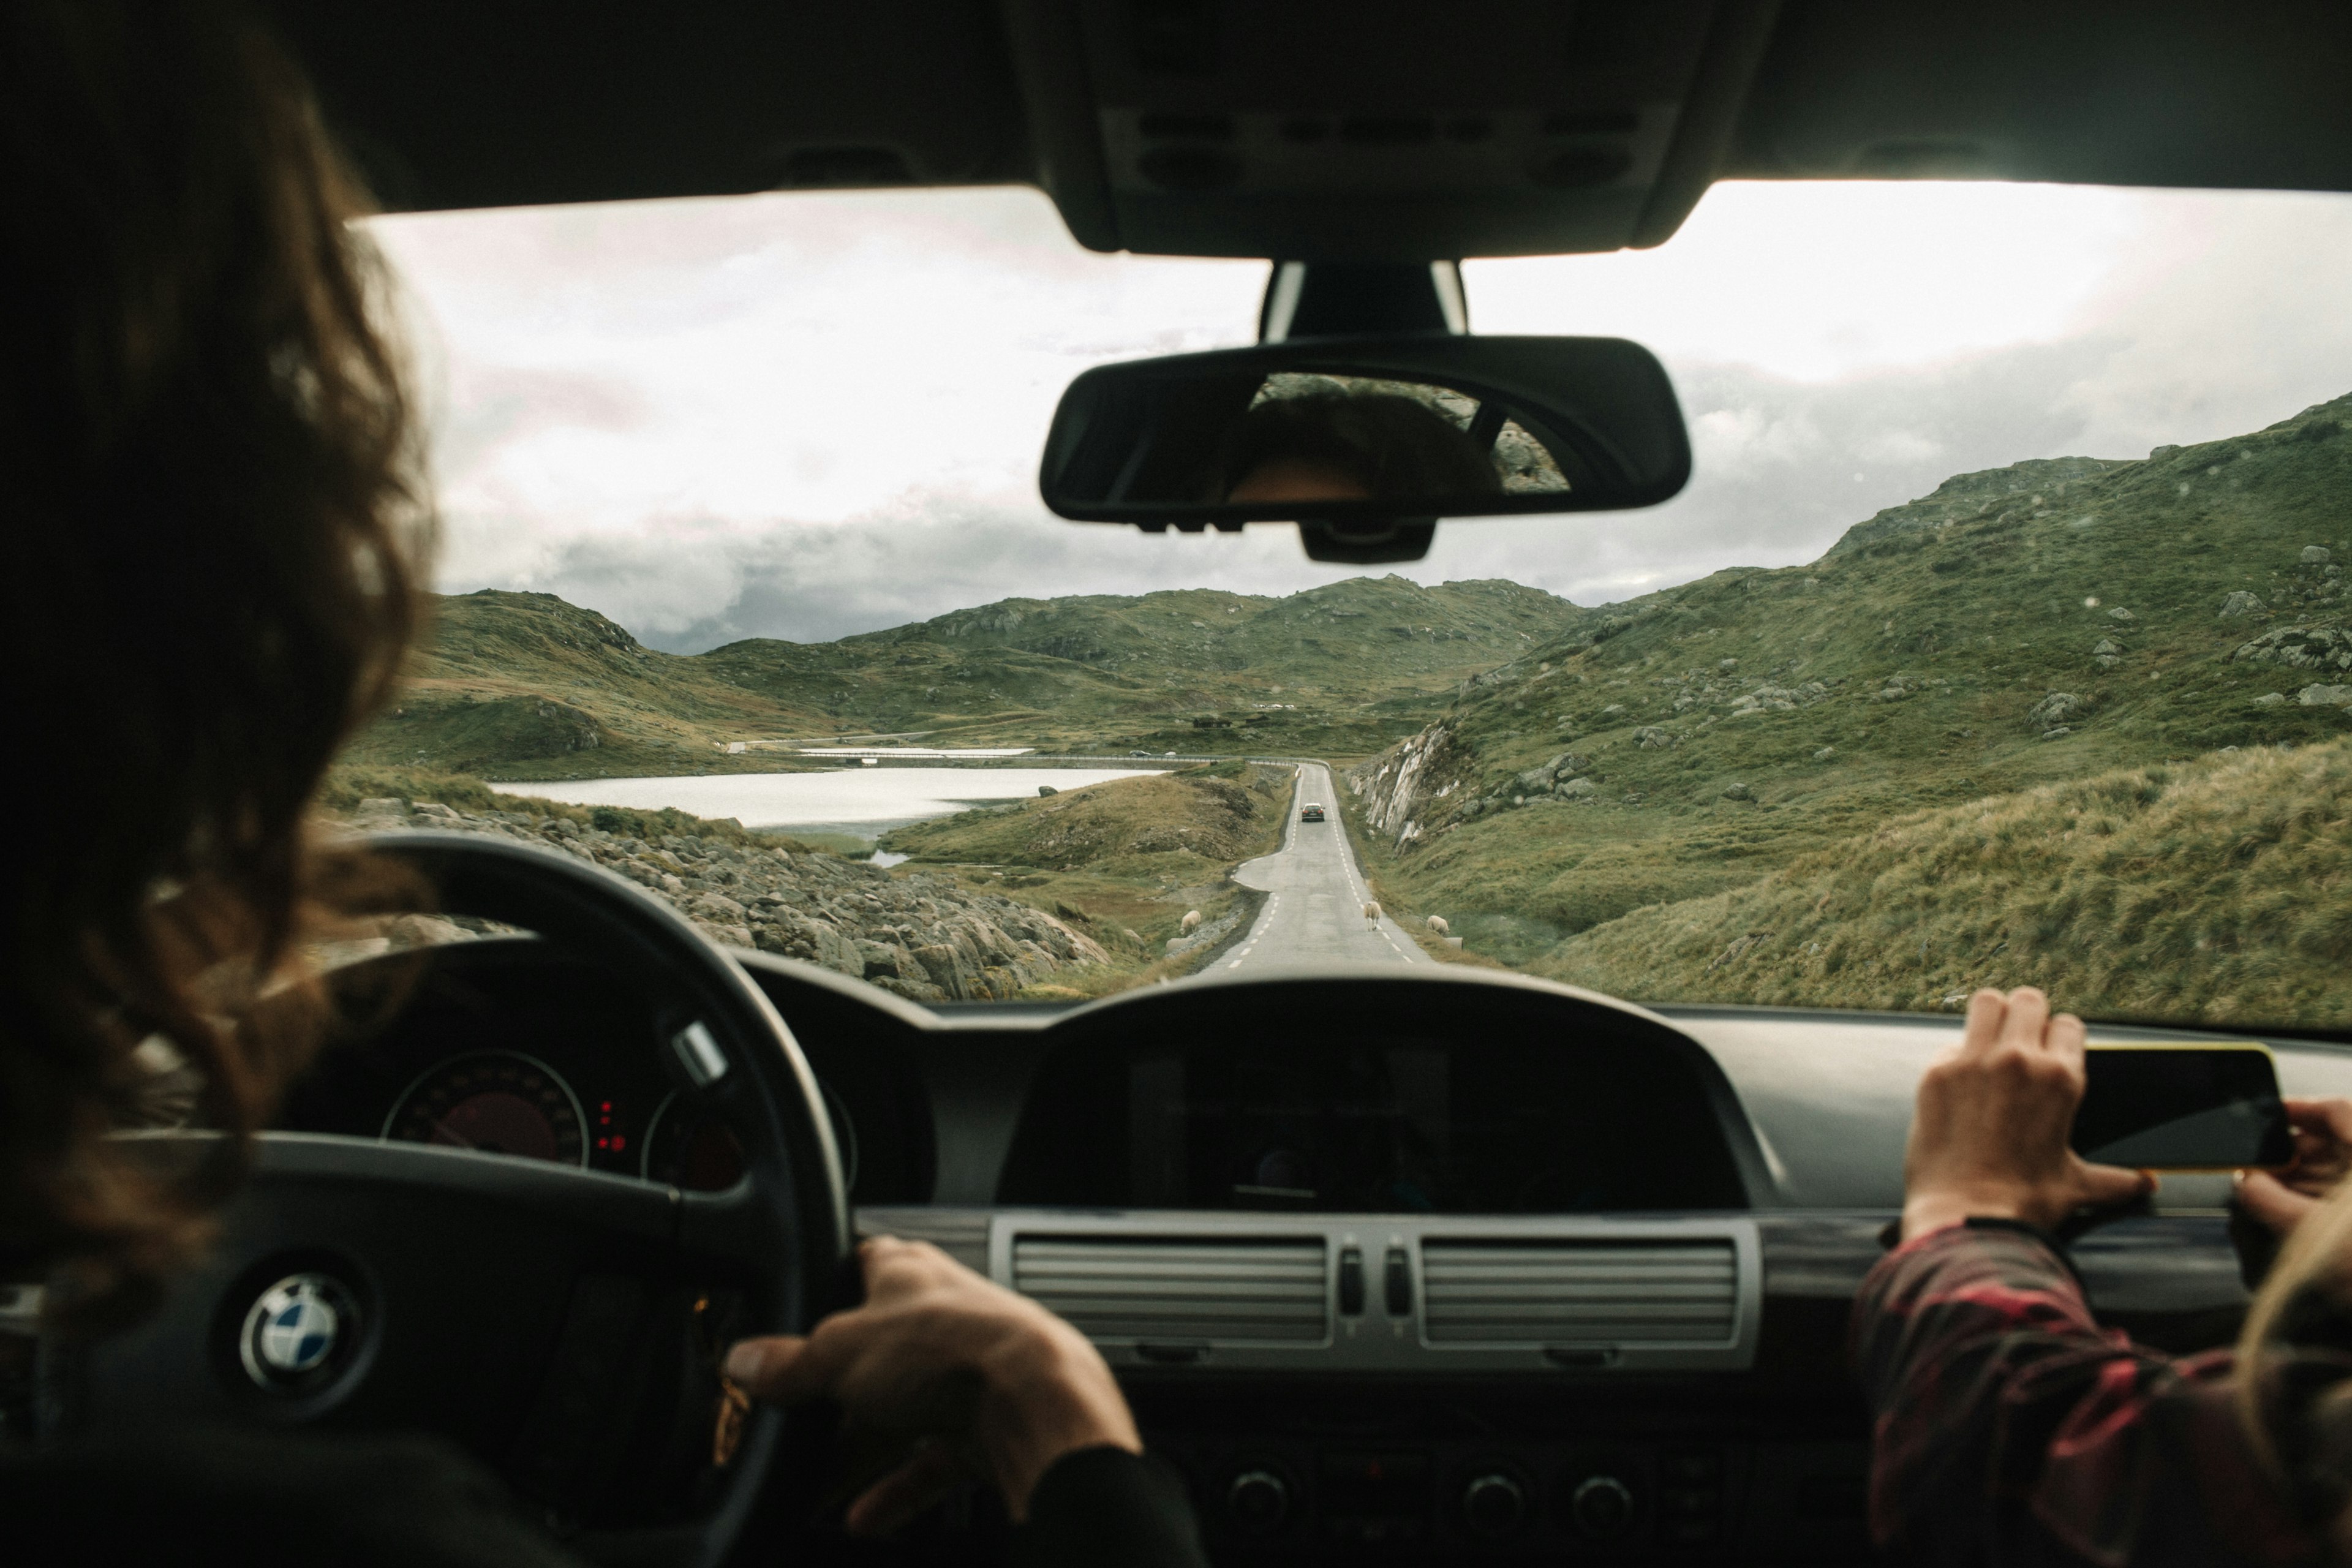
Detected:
[266,1,2352,258]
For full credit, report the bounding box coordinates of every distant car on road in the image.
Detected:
[1300,802,1326,822]
[1129,749,1151,756]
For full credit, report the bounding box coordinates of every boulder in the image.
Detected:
[1719,782,1754,802]
[1635,726,1675,750]
[2218,590,2264,619]
[2026,692,2086,728]
[1813,746,1836,761]
[1037,784,1058,797]
[692,892,748,922]
[911,943,974,999]
[2233,625,2352,672]
[2298,684,2352,708]
[2092,638,2124,656]
[1557,777,1599,799]
[2041,726,2073,739]
[2305,546,2334,565]
[2255,692,2290,707]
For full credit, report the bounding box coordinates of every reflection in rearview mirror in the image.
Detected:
[1218,374,1567,509]
[1039,333,1689,559]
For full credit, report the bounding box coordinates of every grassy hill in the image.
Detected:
[1344,391,2352,1026]
[876,761,1295,989]
[1539,738,2352,1028]
[345,576,1587,778]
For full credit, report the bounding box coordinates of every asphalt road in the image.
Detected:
[1221,763,1430,971]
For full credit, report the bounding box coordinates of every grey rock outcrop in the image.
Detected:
[2233,625,2352,673]
[2299,684,2352,708]
[334,798,1106,1003]
[1730,681,1828,715]
[1350,722,1470,846]
[2026,692,2088,728]
[2219,590,2264,619]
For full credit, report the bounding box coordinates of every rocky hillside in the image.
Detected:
[346,575,1590,778]
[1344,391,2352,1024]
[339,790,1109,1003]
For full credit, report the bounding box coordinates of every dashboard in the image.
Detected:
[284,940,2352,1562]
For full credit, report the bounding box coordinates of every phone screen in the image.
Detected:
[2072,1046,2292,1169]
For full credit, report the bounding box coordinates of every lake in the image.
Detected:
[505,766,1159,843]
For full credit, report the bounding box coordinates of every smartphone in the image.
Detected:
[2072,1044,2293,1170]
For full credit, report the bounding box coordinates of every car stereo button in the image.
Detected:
[1461,1472,1528,1538]
[1337,1246,1365,1315]
[1226,1469,1290,1534]
[1570,1474,1637,1540]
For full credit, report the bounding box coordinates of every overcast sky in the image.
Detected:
[370,182,2352,652]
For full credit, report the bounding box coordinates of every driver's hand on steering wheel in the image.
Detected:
[726,1235,1142,1536]
[1899,987,2155,1242]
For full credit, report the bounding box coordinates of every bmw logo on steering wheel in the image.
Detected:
[238,1272,363,1394]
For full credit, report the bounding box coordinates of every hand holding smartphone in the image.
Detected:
[2071,1044,2293,1171]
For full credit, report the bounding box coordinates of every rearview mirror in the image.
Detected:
[1039,334,1689,562]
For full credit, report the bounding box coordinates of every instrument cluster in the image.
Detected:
[376,1046,763,1190]
[284,939,907,1199]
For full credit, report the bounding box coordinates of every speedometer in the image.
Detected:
[382,1050,588,1169]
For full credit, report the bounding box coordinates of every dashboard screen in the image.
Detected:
[1001,1030,1746,1213]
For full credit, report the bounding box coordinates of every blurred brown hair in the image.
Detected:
[2238,1183,2352,1559]
[0,1,429,1326]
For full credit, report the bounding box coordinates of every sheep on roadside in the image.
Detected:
[1426,914,1449,936]
[1180,909,1203,934]
[1363,901,1382,930]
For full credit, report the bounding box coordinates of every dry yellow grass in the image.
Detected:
[1539,737,2352,1028]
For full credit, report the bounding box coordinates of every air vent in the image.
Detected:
[1422,1239,1738,1345]
[1012,1236,1328,1343]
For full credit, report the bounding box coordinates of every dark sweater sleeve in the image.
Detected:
[1014,1446,1210,1568]
[1849,1222,2310,1568]
[0,1428,583,1568]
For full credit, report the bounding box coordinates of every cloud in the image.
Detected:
[377,182,2352,650]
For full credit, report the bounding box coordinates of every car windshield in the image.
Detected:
[348,183,2352,1032]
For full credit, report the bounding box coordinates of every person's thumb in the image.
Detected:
[2074,1160,2157,1209]
[2236,1170,2318,1238]
[726,1334,809,1398]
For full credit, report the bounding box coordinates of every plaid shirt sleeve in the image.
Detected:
[1849,1221,2318,1568]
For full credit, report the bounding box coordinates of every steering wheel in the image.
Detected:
[52,832,852,1563]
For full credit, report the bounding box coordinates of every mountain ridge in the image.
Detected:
[350,574,1591,777]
